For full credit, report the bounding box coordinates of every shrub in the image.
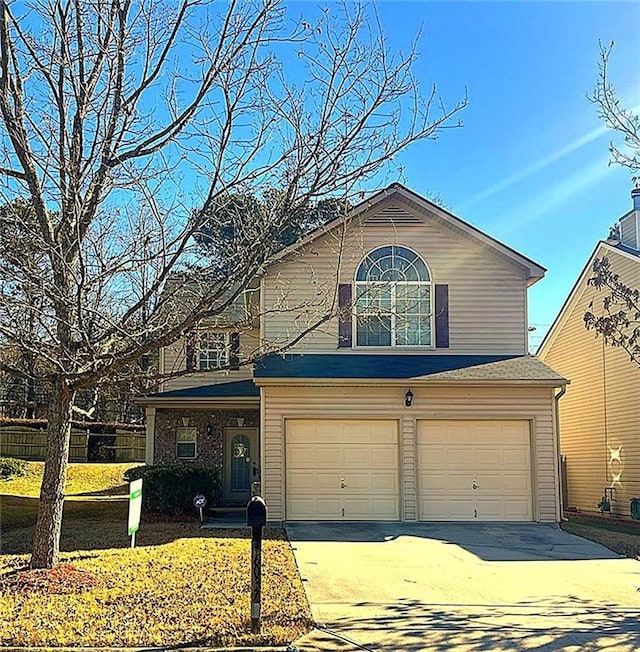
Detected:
[0,457,29,480]
[123,465,222,515]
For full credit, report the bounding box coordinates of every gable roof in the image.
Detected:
[254,353,566,385]
[537,240,640,358]
[267,183,547,285]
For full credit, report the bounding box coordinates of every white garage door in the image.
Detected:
[418,420,532,521]
[286,419,399,520]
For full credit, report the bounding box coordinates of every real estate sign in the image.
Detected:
[128,478,143,544]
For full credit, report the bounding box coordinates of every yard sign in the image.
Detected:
[128,478,143,547]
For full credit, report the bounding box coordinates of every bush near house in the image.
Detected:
[0,456,29,479]
[124,465,222,515]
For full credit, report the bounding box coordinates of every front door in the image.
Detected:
[224,428,259,505]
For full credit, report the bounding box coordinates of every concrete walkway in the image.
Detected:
[288,522,640,651]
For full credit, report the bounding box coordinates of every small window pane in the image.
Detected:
[177,442,196,458]
[357,315,392,346]
[396,316,431,346]
[199,332,229,370]
[176,426,197,458]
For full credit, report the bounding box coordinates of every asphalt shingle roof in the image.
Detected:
[254,354,566,383]
[146,379,259,399]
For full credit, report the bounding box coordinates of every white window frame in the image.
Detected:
[198,332,230,370]
[176,426,197,459]
[354,245,434,348]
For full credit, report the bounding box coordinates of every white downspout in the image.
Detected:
[554,385,567,522]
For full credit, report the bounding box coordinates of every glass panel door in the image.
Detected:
[230,434,251,492]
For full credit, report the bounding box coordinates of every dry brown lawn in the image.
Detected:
[0,518,312,648]
[1,466,311,648]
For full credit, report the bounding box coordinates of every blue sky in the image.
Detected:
[290,1,639,349]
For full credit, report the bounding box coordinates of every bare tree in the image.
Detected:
[584,43,640,363]
[0,0,466,568]
[585,256,640,365]
[590,42,640,181]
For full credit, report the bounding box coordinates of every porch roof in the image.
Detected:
[143,379,259,399]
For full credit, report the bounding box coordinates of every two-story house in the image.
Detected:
[138,184,567,524]
[539,189,640,518]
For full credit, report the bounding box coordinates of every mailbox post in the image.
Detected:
[246,495,267,634]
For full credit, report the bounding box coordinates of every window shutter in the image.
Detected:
[229,332,240,370]
[185,331,197,371]
[338,283,352,348]
[435,284,449,348]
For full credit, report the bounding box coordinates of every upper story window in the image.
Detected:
[198,332,229,370]
[355,245,432,347]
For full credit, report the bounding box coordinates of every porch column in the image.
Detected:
[145,406,156,464]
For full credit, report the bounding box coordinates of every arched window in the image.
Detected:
[355,245,432,347]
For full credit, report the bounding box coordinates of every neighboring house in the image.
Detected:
[138,183,567,524]
[539,189,640,518]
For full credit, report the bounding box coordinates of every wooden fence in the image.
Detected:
[0,425,145,462]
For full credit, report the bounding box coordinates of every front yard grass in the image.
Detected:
[562,516,640,559]
[1,518,313,648]
[1,461,137,497]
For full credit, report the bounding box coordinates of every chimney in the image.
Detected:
[618,189,640,250]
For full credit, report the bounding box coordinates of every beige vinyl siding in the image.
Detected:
[541,247,640,516]
[161,328,259,392]
[401,415,417,520]
[262,199,528,355]
[262,384,559,523]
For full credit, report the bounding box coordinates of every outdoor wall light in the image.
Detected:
[404,389,414,408]
[206,424,212,437]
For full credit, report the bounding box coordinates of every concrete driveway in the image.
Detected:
[288,522,640,651]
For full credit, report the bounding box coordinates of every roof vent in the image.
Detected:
[365,203,423,226]
[618,189,640,250]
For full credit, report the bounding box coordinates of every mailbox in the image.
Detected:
[246,495,267,634]
[247,495,267,528]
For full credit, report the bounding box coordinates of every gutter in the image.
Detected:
[554,385,567,522]
[253,377,568,388]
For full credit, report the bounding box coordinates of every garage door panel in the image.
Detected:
[370,447,398,467]
[370,472,399,492]
[418,420,532,522]
[503,424,530,442]
[287,471,342,492]
[286,472,317,492]
[475,499,505,519]
[444,424,474,444]
[502,448,530,467]
[475,448,505,467]
[288,496,342,520]
[506,499,532,520]
[286,444,343,467]
[286,419,399,520]
[420,498,473,520]
[420,446,476,469]
[501,474,531,492]
[342,472,399,493]
[344,497,398,520]
[420,472,462,491]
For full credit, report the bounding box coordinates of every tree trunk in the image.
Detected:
[30,379,75,569]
